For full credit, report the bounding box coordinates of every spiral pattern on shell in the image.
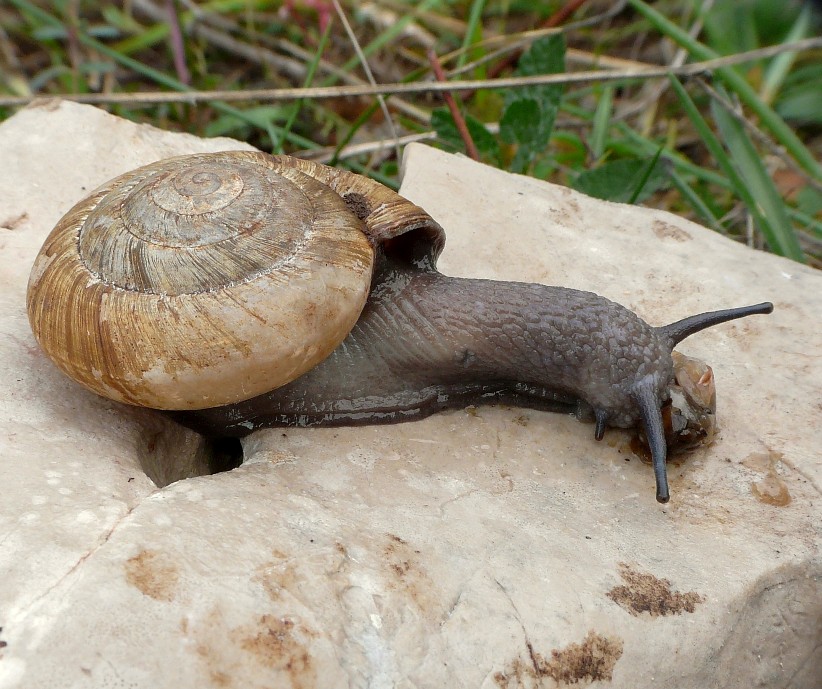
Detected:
[26,151,375,410]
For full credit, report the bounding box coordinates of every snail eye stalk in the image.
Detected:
[633,382,669,504]
[659,302,773,347]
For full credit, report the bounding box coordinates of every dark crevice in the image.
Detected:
[133,410,245,487]
[206,436,244,474]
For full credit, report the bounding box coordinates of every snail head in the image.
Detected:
[637,301,773,503]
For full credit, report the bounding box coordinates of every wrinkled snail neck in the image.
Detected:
[642,301,774,502]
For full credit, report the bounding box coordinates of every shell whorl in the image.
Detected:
[78,154,346,294]
[27,151,376,410]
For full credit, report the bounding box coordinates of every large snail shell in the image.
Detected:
[26,151,375,410]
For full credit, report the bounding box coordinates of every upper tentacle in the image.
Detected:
[659,302,773,347]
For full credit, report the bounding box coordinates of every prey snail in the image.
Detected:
[26,151,773,502]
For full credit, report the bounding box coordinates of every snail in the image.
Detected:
[26,150,773,503]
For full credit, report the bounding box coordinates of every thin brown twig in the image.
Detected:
[294,131,438,163]
[545,0,591,28]
[450,42,652,79]
[428,50,479,161]
[2,37,821,109]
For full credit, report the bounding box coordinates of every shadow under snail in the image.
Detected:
[26,150,773,503]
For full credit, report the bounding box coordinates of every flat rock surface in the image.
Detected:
[0,100,819,689]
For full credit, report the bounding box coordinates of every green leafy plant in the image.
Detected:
[2,0,820,263]
[432,34,566,174]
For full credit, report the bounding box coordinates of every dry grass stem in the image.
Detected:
[3,37,819,109]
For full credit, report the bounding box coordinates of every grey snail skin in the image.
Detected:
[26,151,773,503]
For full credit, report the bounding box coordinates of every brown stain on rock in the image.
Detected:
[607,562,703,617]
[1,212,28,230]
[382,533,440,617]
[232,614,317,688]
[652,219,692,242]
[124,549,180,602]
[494,630,623,687]
[191,609,235,688]
[743,450,792,507]
[751,473,792,506]
[254,559,299,603]
[190,608,318,689]
[384,533,416,578]
[254,545,347,604]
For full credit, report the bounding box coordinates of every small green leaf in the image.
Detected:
[497,34,566,173]
[572,157,668,204]
[432,108,499,163]
[205,106,291,137]
[512,33,565,106]
[500,99,540,145]
[466,117,500,163]
[431,108,463,152]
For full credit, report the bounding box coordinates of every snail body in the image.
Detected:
[27,151,773,503]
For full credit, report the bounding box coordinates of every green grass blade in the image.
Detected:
[669,75,804,260]
[788,207,822,240]
[564,101,734,190]
[112,23,169,55]
[330,101,381,167]
[710,95,804,260]
[668,169,724,232]
[7,0,324,151]
[627,0,822,180]
[761,4,811,104]
[274,21,331,154]
[628,146,663,204]
[591,85,613,160]
[458,0,487,70]
[611,122,731,190]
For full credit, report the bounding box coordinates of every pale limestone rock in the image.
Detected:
[0,100,819,689]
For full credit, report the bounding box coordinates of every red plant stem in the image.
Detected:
[165,0,191,85]
[545,0,589,28]
[429,50,481,161]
